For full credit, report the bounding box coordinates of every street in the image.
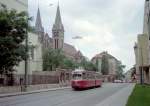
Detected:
[0,83,134,106]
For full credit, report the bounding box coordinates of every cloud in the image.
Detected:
[28,0,144,70]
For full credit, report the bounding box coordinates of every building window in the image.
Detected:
[57,39,59,48]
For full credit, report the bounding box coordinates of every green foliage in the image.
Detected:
[79,58,97,71]
[43,49,97,71]
[126,84,150,106]
[101,54,109,75]
[62,58,77,69]
[116,62,125,79]
[0,6,28,74]
[43,49,65,71]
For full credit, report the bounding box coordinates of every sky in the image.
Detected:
[28,0,145,71]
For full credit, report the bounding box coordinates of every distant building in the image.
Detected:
[134,0,150,84]
[124,70,132,83]
[124,67,136,83]
[91,51,119,82]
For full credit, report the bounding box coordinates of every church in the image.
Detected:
[35,4,84,62]
[0,0,84,86]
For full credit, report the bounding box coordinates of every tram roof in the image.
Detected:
[74,68,85,72]
[71,68,85,74]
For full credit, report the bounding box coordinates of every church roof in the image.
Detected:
[63,43,77,57]
[75,51,83,57]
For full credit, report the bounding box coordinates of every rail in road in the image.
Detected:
[0,83,134,106]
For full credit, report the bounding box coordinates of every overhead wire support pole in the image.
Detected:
[140,47,144,85]
[24,16,29,92]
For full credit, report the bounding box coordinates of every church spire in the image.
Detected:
[52,3,64,49]
[53,3,64,30]
[35,7,44,32]
[55,3,62,25]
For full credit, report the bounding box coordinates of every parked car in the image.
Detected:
[114,80,123,83]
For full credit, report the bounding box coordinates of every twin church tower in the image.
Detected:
[35,3,64,50]
[34,3,84,61]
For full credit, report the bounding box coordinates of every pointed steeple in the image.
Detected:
[55,5,62,25]
[53,3,64,30]
[52,3,64,49]
[35,7,44,32]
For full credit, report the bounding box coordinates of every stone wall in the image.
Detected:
[0,84,68,94]
[32,69,72,85]
[0,69,72,86]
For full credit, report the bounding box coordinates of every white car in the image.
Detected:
[114,80,123,83]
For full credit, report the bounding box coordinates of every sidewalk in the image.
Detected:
[96,83,135,106]
[0,86,71,98]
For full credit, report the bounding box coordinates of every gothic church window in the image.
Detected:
[57,39,59,48]
[55,39,57,49]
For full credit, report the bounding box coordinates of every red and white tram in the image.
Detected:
[71,68,102,90]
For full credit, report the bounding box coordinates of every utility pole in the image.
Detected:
[24,20,28,92]
[140,47,144,85]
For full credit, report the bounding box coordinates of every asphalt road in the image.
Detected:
[0,83,133,106]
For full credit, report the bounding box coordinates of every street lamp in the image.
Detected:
[140,47,144,85]
[72,36,83,50]
[24,19,29,91]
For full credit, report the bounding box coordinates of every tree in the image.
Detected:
[0,5,28,74]
[116,62,125,80]
[43,49,97,71]
[79,58,97,71]
[62,58,77,69]
[43,49,65,71]
[101,54,109,75]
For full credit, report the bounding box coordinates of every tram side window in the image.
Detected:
[73,74,82,80]
[82,73,86,79]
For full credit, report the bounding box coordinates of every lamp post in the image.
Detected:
[72,36,83,64]
[24,21,28,91]
[72,36,83,50]
[140,47,144,85]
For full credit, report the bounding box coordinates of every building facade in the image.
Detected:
[134,0,150,84]
[0,0,43,85]
[91,51,119,82]
[124,70,132,83]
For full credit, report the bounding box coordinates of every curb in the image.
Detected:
[0,86,71,98]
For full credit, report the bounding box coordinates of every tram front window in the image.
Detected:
[72,74,82,80]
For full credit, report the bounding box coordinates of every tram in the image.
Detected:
[71,68,102,90]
